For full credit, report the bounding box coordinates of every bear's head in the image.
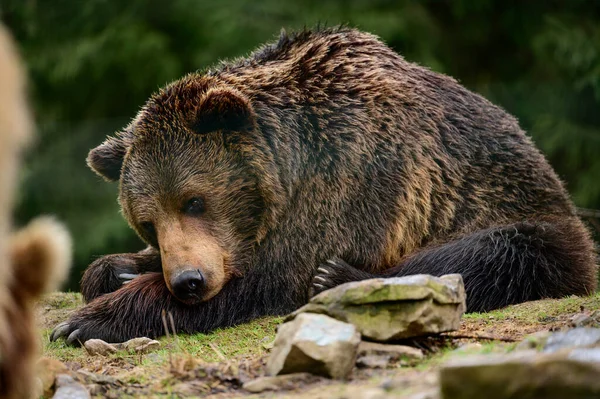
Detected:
[86,76,284,304]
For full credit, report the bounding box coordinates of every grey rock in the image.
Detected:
[83,339,117,356]
[358,341,424,360]
[76,370,118,385]
[267,313,361,379]
[543,327,600,353]
[291,274,466,341]
[52,374,90,399]
[356,354,391,368]
[440,350,600,399]
[571,310,600,328]
[116,337,161,353]
[83,337,160,355]
[242,373,315,393]
[356,341,424,368]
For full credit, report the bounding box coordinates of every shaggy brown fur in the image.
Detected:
[0,25,71,399]
[52,27,597,344]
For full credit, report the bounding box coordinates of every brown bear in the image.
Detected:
[51,27,597,345]
[0,25,71,399]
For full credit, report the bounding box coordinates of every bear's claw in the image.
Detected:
[50,320,89,346]
[49,321,71,342]
[310,258,377,297]
[66,329,82,346]
[119,273,140,285]
[309,257,350,297]
[50,319,99,346]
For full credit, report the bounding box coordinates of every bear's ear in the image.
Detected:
[86,135,129,181]
[191,87,255,134]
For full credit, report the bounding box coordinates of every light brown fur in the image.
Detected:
[0,25,71,399]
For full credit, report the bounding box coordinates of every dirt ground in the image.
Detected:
[36,292,600,398]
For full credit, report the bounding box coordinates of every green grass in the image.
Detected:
[40,298,282,398]
[42,292,84,309]
[40,292,282,365]
[42,316,282,365]
[38,291,600,398]
[462,292,600,324]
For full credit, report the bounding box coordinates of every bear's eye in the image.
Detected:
[183,197,206,216]
[141,222,155,236]
[140,222,157,244]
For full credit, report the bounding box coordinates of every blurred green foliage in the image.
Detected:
[1,0,599,289]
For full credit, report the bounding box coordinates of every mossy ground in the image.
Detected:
[38,291,600,398]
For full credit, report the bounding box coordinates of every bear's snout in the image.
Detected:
[171,269,206,301]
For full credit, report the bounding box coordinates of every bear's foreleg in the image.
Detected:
[80,246,161,302]
[312,216,597,312]
[52,263,305,344]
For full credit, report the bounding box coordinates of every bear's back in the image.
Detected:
[211,28,574,237]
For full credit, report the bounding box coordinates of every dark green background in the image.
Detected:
[1,0,599,290]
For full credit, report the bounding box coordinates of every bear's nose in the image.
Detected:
[171,269,205,299]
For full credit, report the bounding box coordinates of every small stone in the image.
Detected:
[76,370,118,385]
[267,313,360,379]
[543,327,600,353]
[571,313,592,327]
[52,374,90,399]
[242,373,314,393]
[290,274,466,341]
[440,350,600,399]
[83,339,118,356]
[116,337,161,353]
[515,330,551,351]
[570,310,600,328]
[358,341,424,360]
[356,354,391,368]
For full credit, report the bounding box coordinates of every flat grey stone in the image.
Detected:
[267,313,360,379]
[242,373,315,393]
[356,354,391,368]
[83,337,161,355]
[440,350,600,399]
[358,341,424,360]
[116,337,160,353]
[291,274,466,341]
[543,327,600,353]
[570,310,600,328]
[83,339,117,356]
[76,370,118,385]
[52,374,90,399]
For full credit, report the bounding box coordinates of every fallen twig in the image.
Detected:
[442,333,519,342]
